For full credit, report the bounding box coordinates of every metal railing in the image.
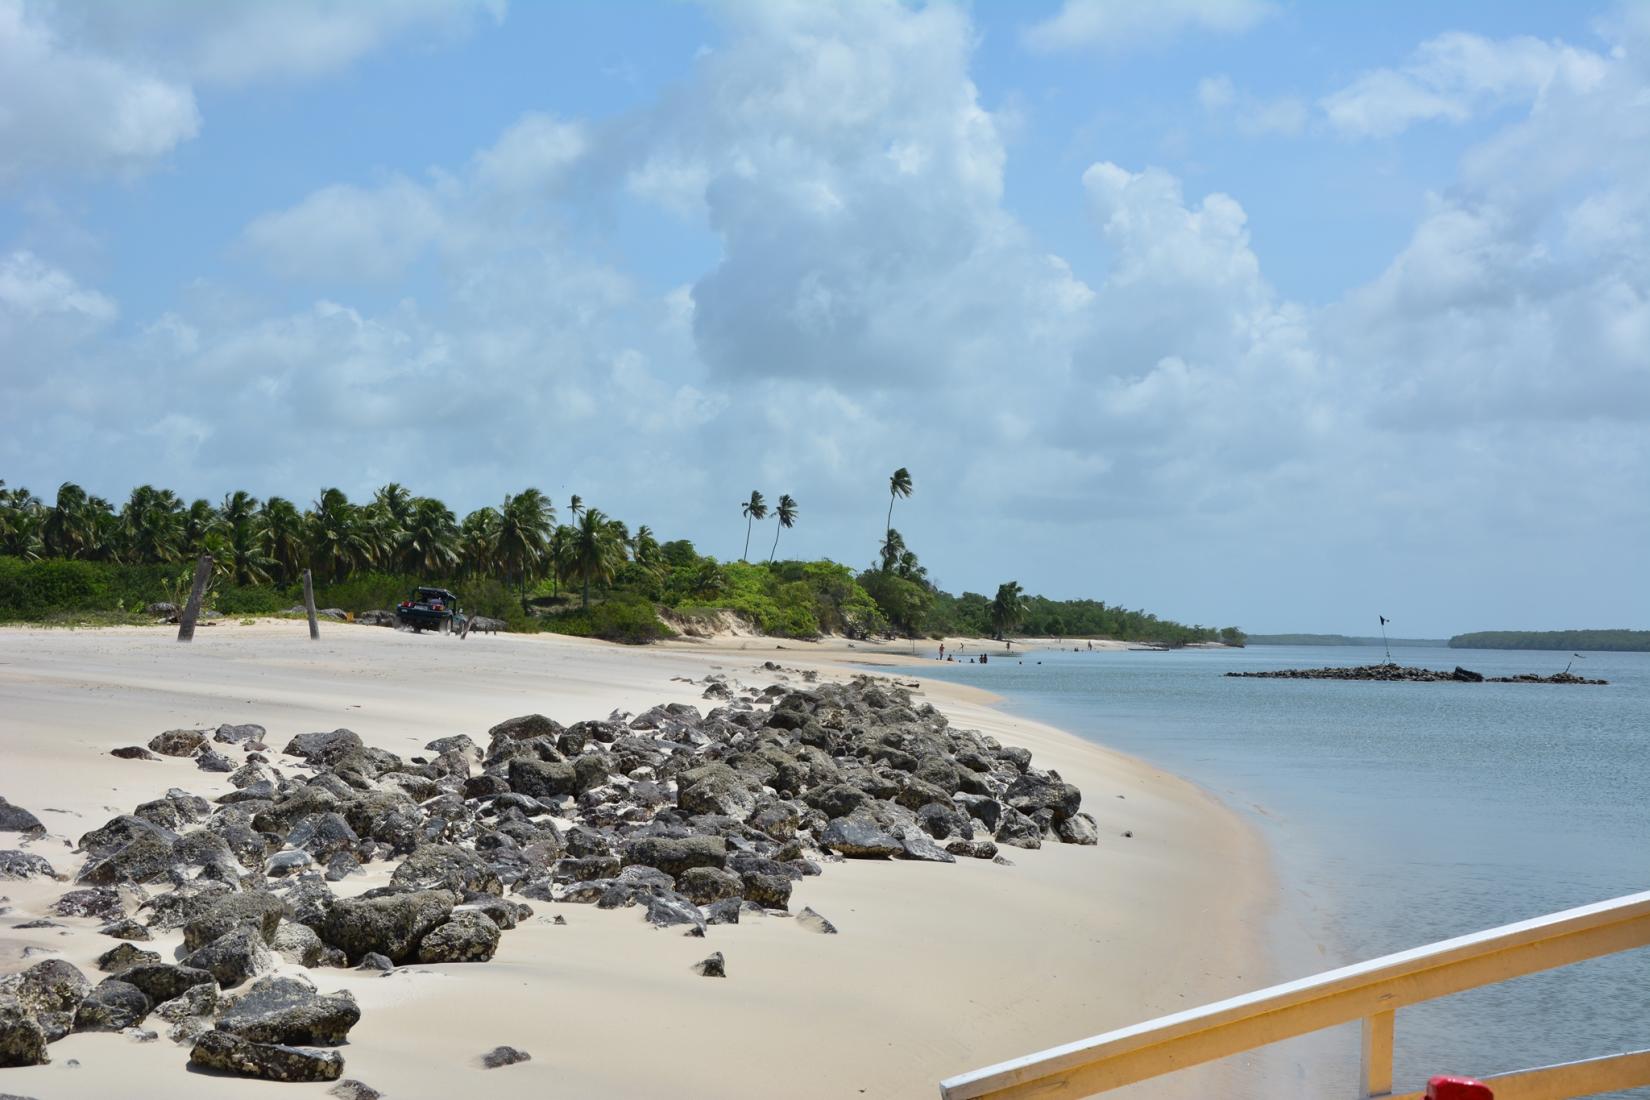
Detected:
[939,890,1650,1100]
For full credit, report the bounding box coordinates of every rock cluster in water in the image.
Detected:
[1225,663,1607,684]
[0,674,1096,1080]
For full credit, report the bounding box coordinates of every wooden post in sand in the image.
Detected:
[301,569,320,640]
[176,554,213,643]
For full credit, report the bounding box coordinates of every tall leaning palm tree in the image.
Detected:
[768,494,797,562]
[885,467,912,541]
[990,580,1026,640]
[739,490,767,562]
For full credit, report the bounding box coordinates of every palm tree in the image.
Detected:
[373,483,415,530]
[182,499,220,559]
[307,488,374,581]
[561,507,625,609]
[0,483,44,560]
[878,527,906,573]
[990,581,1026,640]
[768,494,797,562]
[217,490,272,585]
[497,489,555,603]
[398,497,460,574]
[259,497,306,583]
[740,490,767,562]
[632,524,660,570]
[893,549,927,583]
[569,494,583,521]
[119,485,184,564]
[43,482,94,559]
[458,507,502,579]
[885,467,912,539]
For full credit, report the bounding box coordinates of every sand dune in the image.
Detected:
[0,622,1271,1098]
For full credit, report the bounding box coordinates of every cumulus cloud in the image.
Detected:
[1197,75,1307,136]
[1024,0,1275,52]
[1322,31,1609,138]
[0,0,498,186]
[0,0,199,183]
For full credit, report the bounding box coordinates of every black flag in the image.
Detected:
[1379,616,1390,625]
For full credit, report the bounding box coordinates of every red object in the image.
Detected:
[1427,1077,1493,1100]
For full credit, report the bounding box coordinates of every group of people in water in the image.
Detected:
[935,638,1098,665]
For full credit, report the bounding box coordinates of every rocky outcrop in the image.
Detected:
[320,890,454,964]
[1226,662,1608,684]
[214,975,359,1045]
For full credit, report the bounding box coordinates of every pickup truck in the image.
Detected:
[395,587,465,634]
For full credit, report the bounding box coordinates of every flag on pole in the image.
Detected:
[1379,616,1390,626]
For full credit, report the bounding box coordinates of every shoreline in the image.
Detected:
[0,622,1278,1097]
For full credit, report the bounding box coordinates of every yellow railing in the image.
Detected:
[939,890,1650,1100]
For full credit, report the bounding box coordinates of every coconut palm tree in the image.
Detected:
[768,494,797,562]
[740,490,767,562]
[0,483,44,560]
[496,488,555,603]
[259,497,306,583]
[181,499,220,559]
[216,490,272,585]
[632,524,660,570]
[119,485,184,564]
[561,507,625,609]
[401,497,460,574]
[990,581,1026,640]
[568,494,583,521]
[373,483,415,531]
[878,527,905,573]
[885,467,912,539]
[307,488,374,581]
[42,482,95,559]
[458,507,502,579]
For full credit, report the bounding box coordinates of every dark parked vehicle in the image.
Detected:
[395,587,465,633]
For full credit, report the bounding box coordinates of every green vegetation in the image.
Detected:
[1448,630,1650,652]
[0,476,1239,646]
[1248,633,1447,647]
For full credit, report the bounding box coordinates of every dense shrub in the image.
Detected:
[541,594,673,645]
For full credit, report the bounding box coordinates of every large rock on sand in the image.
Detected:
[388,844,501,897]
[190,1029,344,1082]
[320,889,454,963]
[215,975,359,1045]
[416,911,501,963]
[0,997,49,1066]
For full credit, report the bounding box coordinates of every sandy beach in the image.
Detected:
[0,621,1274,1098]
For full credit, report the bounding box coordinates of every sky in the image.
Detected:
[2,0,1647,637]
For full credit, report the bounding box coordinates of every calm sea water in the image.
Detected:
[909,644,1650,1095]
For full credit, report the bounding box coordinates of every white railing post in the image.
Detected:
[1361,1010,1395,1098]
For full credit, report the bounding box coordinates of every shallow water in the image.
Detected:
[910,644,1650,1096]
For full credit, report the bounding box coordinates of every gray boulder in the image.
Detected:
[272,921,327,967]
[183,926,275,987]
[183,892,285,952]
[819,814,903,858]
[994,806,1043,849]
[692,951,726,978]
[0,850,55,880]
[622,835,727,877]
[73,979,151,1032]
[215,723,266,744]
[96,943,160,972]
[481,1045,531,1068]
[281,729,364,764]
[111,963,214,1005]
[5,959,90,1041]
[675,762,759,819]
[189,1029,344,1082]
[644,891,706,932]
[417,911,501,963]
[0,796,44,835]
[675,866,743,905]
[320,889,455,963]
[149,729,208,757]
[388,843,502,897]
[195,749,236,773]
[507,758,577,799]
[0,997,49,1066]
[215,974,360,1045]
[330,1080,383,1100]
[50,888,125,922]
[1056,812,1100,845]
[796,906,839,934]
[77,829,176,886]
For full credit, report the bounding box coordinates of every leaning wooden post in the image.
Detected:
[301,569,320,640]
[176,554,213,643]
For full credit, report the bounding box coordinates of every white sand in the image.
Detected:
[0,622,1274,1098]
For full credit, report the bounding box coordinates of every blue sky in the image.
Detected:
[2,0,1647,636]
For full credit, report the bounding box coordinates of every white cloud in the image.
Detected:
[0,0,199,183]
[0,250,118,323]
[1198,73,1307,136]
[1024,0,1275,53]
[242,178,448,283]
[1322,31,1609,138]
[0,0,498,186]
[69,0,504,87]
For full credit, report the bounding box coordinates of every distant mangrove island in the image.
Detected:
[1447,630,1650,652]
[1247,633,1447,647]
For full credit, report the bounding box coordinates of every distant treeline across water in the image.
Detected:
[1247,633,1447,647]
[1447,630,1650,652]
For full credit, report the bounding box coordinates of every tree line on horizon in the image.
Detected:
[1448,629,1650,653]
[0,477,1242,647]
